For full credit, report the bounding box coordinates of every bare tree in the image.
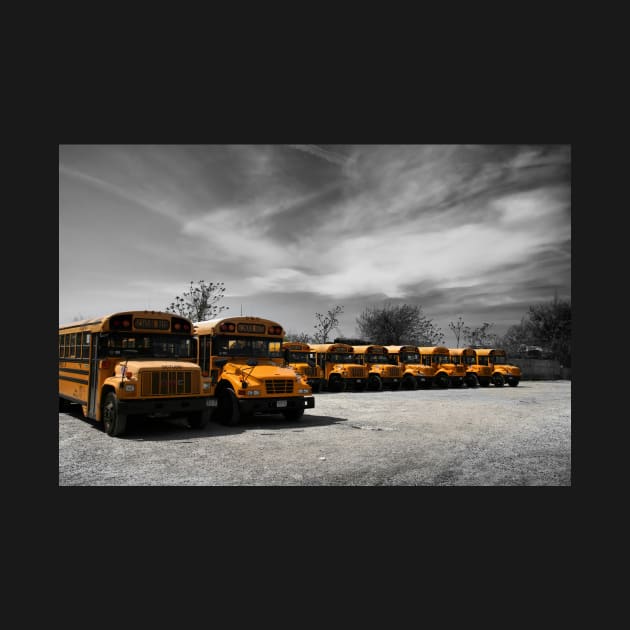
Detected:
[356,303,444,345]
[463,322,498,348]
[449,316,466,348]
[166,280,229,322]
[313,305,344,343]
[285,331,313,343]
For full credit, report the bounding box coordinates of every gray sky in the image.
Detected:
[59,144,571,345]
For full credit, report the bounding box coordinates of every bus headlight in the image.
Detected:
[124,384,136,393]
[246,389,261,396]
[298,388,310,394]
[203,382,211,391]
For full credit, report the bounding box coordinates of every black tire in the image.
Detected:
[492,373,505,387]
[215,388,240,425]
[367,374,383,392]
[508,379,520,387]
[435,372,449,388]
[465,374,479,388]
[188,409,210,429]
[102,392,127,437]
[401,374,418,390]
[283,408,304,421]
[59,397,70,412]
[329,377,344,393]
[311,382,321,393]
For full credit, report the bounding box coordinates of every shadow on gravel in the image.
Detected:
[107,413,346,441]
[61,402,345,442]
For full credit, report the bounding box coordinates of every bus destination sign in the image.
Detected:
[237,323,266,334]
[134,318,170,330]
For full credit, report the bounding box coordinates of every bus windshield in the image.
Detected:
[99,333,194,358]
[366,354,392,364]
[434,354,450,364]
[400,352,420,364]
[463,355,475,366]
[493,354,507,365]
[288,351,312,362]
[328,353,355,363]
[215,335,282,358]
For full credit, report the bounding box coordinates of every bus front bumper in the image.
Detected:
[237,396,315,414]
[117,396,217,417]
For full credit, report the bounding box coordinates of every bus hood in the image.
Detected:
[114,359,201,377]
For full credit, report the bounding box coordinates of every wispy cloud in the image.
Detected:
[287,144,351,166]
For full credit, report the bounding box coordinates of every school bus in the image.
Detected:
[474,348,521,387]
[308,343,368,392]
[281,341,324,393]
[385,345,434,389]
[352,345,403,391]
[418,346,466,388]
[194,316,315,425]
[58,311,217,437]
[448,346,491,387]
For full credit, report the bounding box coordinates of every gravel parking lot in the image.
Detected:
[58,380,571,486]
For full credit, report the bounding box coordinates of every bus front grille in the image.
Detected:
[384,366,403,378]
[141,371,200,396]
[348,367,365,378]
[265,379,294,394]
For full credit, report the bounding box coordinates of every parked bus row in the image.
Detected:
[59,311,314,437]
[281,342,521,392]
[58,310,520,438]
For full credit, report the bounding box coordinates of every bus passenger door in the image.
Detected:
[88,334,101,419]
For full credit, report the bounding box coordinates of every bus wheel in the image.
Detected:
[188,409,210,429]
[283,408,304,421]
[102,392,127,437]
[216,388,240,426]
[465,374,479,388]
[508,379,520,387]
[329,377,344,393]
[492,373,505,387]
[59,397,70,412]
[368,375,383,391]
[402,375,417,390]
[435,373,449,388]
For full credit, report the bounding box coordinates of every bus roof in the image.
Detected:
[448,347,475,356]
[418,346,450,354]
[352,345,388,354]
[194,316,284,335]
[58,310,190,331]
[474,348,496,357]
[282,341,310,351]
[384,345,419,354]
[309,343,354,353]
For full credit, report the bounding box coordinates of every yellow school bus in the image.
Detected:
[281,341,324,393]
[194,316,315,425]
[58,311,217,437]
[385,345,434,389]
[418,346,466,388]
[352,345,403,391]
[474,348,521,387]
[448,346,491,387]
[308,343,368,392]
